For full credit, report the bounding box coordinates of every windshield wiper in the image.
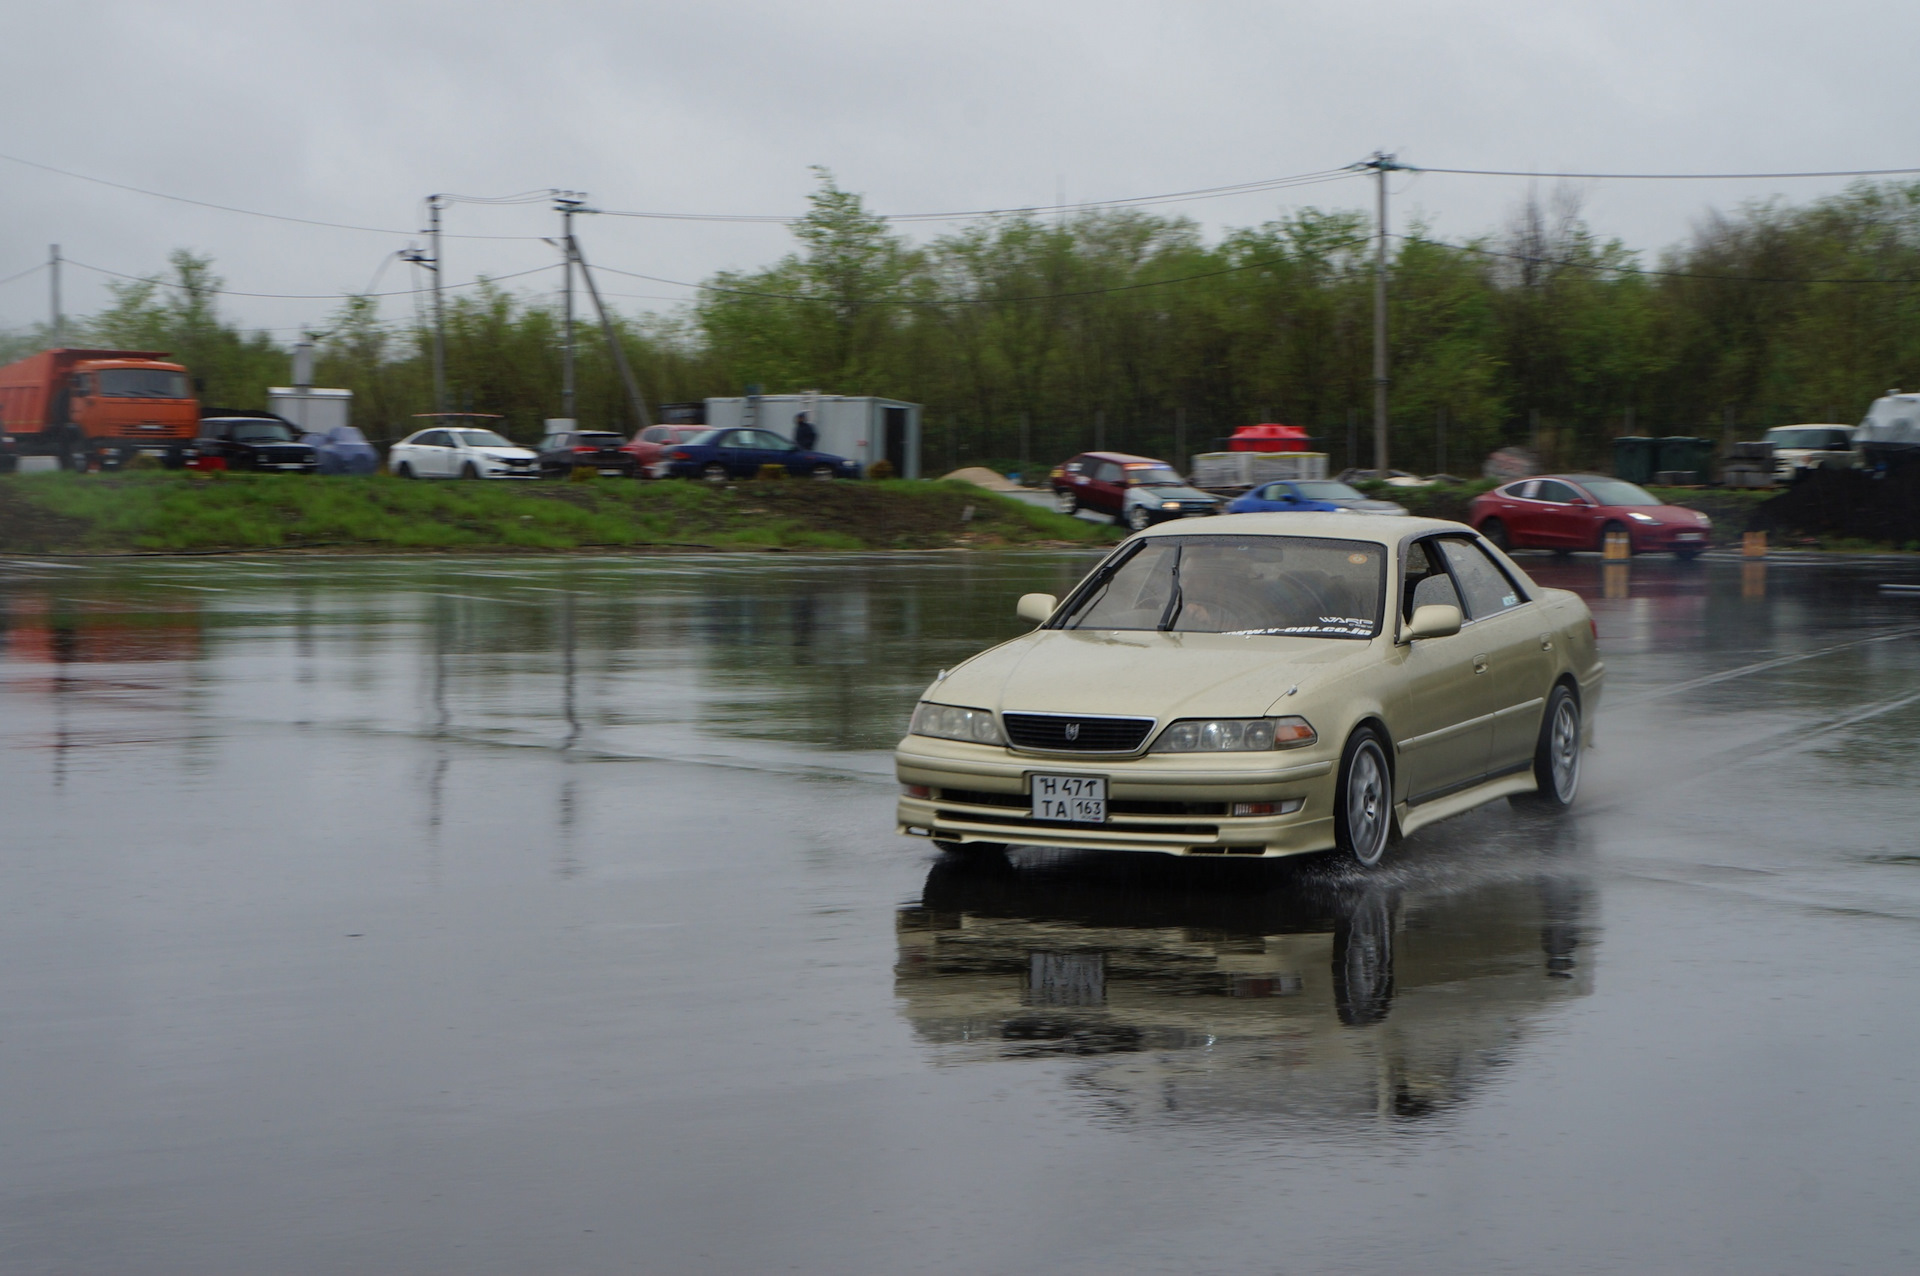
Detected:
[1158,545,1184,630]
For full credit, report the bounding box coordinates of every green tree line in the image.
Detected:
[9,174,1920,472]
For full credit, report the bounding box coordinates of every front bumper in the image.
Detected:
[895,735,1339,857]
[1631,524,1710,551]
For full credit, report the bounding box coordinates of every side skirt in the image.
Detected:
[1393,769,1538,840]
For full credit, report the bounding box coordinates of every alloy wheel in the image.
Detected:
[1343,737,1390,867]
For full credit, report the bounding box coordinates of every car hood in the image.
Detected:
[932,628,1378,721]
[1332,498,1408,514]
[474,447,538,460]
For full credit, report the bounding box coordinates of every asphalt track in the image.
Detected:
[2,549,1918,1274]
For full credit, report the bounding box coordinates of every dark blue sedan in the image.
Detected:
[300,425,381,476]
[657,428,863,481]
[1226,478,1407,516]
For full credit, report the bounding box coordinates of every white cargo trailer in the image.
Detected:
[1189,450,1329,490]
[268,387,352,436]
[703,393,921,477]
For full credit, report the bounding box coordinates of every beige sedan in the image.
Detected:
[894,513,1603,867]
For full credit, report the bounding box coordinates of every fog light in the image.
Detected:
[904,825,932,837]
[1231,798,1304,817]
[902,784,931,799]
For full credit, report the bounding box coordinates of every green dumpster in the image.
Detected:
[1612,436,1656,484]
[1654,436,1715,485]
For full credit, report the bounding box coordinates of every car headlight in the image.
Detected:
[1628,512,1660,524]
[909,702,1006,745]
[1151,716,1316,752]
[1161,501,1180,509]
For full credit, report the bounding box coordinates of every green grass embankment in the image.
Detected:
[0,472,1117,555]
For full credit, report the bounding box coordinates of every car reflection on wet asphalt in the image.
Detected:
[3,549,1920,1274]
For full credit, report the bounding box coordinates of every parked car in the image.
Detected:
[1468,474,1710,559]
[388,426,539,479]
[190,411,318,473]
[655,427,861,481]
[894,514,1601,867]
[536,429,636,479]
[1227,479,1407,516]
[623,424,711,475]
[1113,475,1220,530]
[300,424,380,476]
[1764,424,1855,478]
[1050,452,1199,521]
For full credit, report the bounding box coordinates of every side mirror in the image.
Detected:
[1016,593,1057,625]
[1405,604,1462,641]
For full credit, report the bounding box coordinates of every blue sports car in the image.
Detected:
[301,425,382,476]
[1226,479,1407,516]
[656,427,863,481]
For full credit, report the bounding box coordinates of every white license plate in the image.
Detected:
[1032,774,1107,823]
[1677,532,1704,541]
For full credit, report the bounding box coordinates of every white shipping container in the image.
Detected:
[1189,451,1329,489]
[703,393,921,477]
[268,387,353,436]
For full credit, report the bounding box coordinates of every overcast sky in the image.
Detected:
[5,0,1917,342]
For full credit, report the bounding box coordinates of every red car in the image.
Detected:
[622,424,711,477]
[1469,474,1712,559]
[1050,451,1183,519]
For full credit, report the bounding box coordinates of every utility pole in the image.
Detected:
[567,231,652,430]
[427,195,447,415]
[1365,152,1398,475]
[49,244,62,345]
[555,192,585,422]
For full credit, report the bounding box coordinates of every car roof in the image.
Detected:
[1133,512,1470,546]
[1075,451,1169,465]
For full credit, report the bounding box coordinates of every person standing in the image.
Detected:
[794,412,818,451]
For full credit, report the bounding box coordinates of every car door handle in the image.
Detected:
[1538,633,1554,651]
[1473,653,1489,674]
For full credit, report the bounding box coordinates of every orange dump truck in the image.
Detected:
[0,348,200,471]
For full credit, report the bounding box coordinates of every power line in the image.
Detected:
[1409,163,1920,181]
[1396,232,1920,285]
[0,261,47,288]
[63,257,561,300]
[0,150,548,240]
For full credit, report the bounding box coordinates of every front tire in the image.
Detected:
[394,461,416,480]
[1125,505,1153,532]
[810,464,835,481]
[1335,728,1392,867]
[1514,684,1581,809]
[1480,517,1510,551]
[460,463,480,480]
[1056,489,1079,516]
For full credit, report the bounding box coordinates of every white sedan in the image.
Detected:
[895,513,1604,867]
[389,426,539,479]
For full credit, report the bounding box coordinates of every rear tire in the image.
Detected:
[395,461,415,480]
[1480,517,1509,551]
[1056,489,1079,516]
[1335,728,1392,868]
[702,463,729,483]
[1513,684,1581,809]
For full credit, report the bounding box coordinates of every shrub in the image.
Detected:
[866,459,896,480]
[567,465,597,483]
[756,463,789,481]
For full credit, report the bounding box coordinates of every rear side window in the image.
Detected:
[1437,539,1525,620]
[1094,461,1122,483]
[1532,480,1578,503]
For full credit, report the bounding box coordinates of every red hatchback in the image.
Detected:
[1469,474,1712,559]
[1050,451,1182,518]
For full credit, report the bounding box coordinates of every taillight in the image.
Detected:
[1590,617,1599,641]
[574,446,596,453]
[670,450,689,460]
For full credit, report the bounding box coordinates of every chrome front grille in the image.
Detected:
[1002,712,1154,753]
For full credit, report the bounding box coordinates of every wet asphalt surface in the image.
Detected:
[4,548,1920,1274]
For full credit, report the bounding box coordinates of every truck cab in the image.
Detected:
[0,349,200,470]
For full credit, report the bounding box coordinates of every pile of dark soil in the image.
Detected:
[1749,468,1920,548]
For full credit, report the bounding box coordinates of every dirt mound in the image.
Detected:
[1750,467,1920,547]
[940,466,1021,492]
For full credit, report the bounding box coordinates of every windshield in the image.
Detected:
[1057,535,1385,638]
[327,426,368,444]
[1580,479,1659,506]
[1125,464,1183,486]
[453,429,511,448]
[1290,481,1365,500]
[98,368,191,398]
[229,420,295,443]
[1768,427,1851,449]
